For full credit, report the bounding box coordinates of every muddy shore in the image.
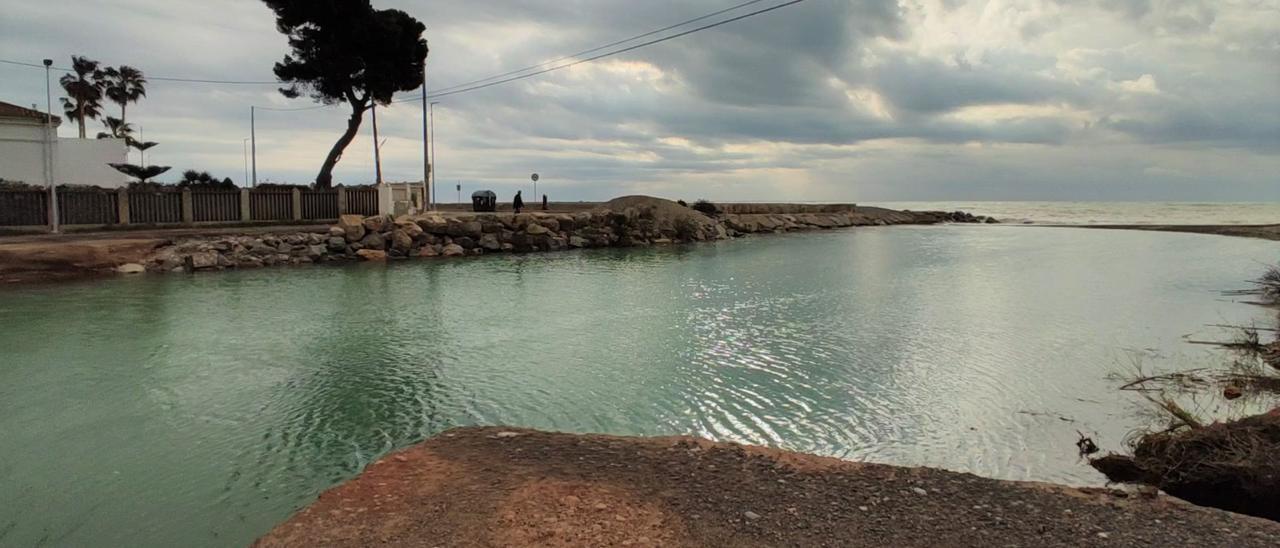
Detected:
[257,427,1280,547]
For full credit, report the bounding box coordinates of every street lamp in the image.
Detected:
[42,58,59,233]
[429,101,440,207]
[243,138,251,187]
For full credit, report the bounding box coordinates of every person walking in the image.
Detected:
[513,190,525,214]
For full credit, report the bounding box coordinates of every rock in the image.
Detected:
[362,215,388,233]
[418,246,439,258]
[338,215,365,242]
[743,511,761,520]
[526,223,550,235]
[327,237,347,252]
[461,221,483,237]
[116,263,146,274]
[188,251,219,270]
[568,236,588,248]
[306,245,326,260]
[416,214,449,234]
[390,230,413,253]
[441,244,465,257]
[1224,386,1244,400]
[479,234,502,251]
[360,232,386,250]
[454,236,476,249]
[355,249,387,261]
[395,220,424,239]
[911,487,928,496]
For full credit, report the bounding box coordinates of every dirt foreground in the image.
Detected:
[257,427,1279,547]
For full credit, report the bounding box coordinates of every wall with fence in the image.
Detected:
[0,186,386,230]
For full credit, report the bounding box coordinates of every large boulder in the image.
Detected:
[390,230,413,253]
[327,237,347,253]
[338,215,366,242]
[526,223,550,236]
[355,249,387,261]
[416,214,449,234]
[363,215,390,233]
[394,219,424,239]
[441,244,465,257]
[479,233,502,251]
[454,236,476,249]
[360,232,386,250]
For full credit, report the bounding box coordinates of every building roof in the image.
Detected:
[0,100,61,126]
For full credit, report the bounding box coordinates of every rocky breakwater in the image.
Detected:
[129,197,996,273]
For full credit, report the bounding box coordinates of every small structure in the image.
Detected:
[471,190,497,212]
[0,100,128,187]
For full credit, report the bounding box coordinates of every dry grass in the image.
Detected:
[1092,264,1280,520]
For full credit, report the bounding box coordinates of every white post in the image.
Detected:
[43,59,59,233]
[421,44,431,211]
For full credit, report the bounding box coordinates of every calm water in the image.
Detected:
[1,226,1276,546]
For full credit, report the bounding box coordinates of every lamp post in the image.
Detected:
[250,106,257,187]
[427,41,437,209]
[43,59,59,233]
[243,138,250,187]
[429,101,440,207]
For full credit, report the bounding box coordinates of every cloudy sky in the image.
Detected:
[1,0,1276,201]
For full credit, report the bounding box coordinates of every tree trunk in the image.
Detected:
[315,104,368,189]
[77,101,86,139]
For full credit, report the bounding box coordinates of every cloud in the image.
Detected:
[0,0,1274,200]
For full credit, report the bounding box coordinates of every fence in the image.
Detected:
[0,190,49,226]
[192,191,241,223]
[129,191,183,224]
[302,190,338,220]
[347,188,378,216]
[0,186,381,229]
[250,190,294,221]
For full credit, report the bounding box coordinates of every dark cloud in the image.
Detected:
[0,0,1274,199]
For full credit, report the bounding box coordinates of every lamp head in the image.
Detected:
[42,59,52,67]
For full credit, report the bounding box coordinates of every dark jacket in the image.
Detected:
[513,193,525,209]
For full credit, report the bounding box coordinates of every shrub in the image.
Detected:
[691,199,718,216]
[677,199,688,207]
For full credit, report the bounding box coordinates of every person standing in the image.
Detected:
[513,190,525,214]
[542,194,548,211]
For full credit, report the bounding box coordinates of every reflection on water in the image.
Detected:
[0,225,1275,546]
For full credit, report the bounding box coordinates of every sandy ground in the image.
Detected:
[256,427,1280,547]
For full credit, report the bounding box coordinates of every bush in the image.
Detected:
[691,199,718,216]
[677,199,688,207]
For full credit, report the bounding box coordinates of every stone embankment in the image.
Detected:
[131,198,995,273]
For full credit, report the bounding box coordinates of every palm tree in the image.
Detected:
[97,116,134,140]
[101,65,147,128]
[58,56,104,139]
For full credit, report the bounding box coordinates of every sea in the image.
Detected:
[864,202,1280,225]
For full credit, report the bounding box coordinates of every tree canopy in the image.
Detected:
[262,0,428,188]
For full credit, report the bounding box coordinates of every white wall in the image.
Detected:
[0,121,47,185]
[0,120,128,187]
[55,138,129,188]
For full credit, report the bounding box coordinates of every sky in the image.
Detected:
[1,0,1277,202]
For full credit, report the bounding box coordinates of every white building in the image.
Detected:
[0,100,128,188]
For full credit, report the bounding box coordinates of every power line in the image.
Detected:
[6,0,808,110]
[393,0,808,105]
[425,0,773,96]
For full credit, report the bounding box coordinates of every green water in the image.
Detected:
[0,226,1276,546]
